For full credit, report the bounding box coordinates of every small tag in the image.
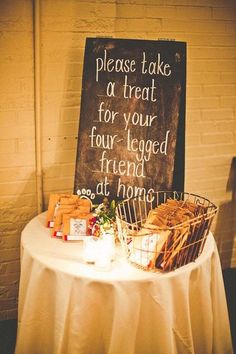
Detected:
[64,235,85,241]
[48,221,54,228]
[53,231,62,238]
[70,218,87,236]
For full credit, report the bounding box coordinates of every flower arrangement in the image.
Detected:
[88,198,117,237]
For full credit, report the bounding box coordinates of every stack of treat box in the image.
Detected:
[46,194,93,241]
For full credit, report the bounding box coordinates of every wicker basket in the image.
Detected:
[116,191,218,271]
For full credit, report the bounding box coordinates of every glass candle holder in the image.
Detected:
[83,236,99,263]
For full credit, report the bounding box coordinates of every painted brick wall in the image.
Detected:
[0,0,37,319]
[0,0,235,319]
[40,0,116,204]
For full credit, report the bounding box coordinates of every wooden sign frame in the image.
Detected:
[74,38,186,203]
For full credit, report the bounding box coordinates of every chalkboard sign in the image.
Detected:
[74,38,186,203]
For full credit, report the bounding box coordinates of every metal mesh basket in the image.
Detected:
[116,191,218,271]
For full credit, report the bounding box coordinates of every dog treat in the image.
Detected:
[128,229,170,269]
[116,192,217,272]
[62,210,93,241]
[46,193,69,228]
[46,193,92,237]
[144,199,206,228]
[52,205,77,237]
[59,194,79,205]
[140,198,208,270]
[76,198,92,214]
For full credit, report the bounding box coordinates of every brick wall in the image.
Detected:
[0,0,235,319]
[0,0,37,320]
[40,0,116,204]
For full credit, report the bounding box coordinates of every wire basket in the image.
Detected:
[116,191,218,272]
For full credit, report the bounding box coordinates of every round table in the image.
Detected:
[15,212,233,354]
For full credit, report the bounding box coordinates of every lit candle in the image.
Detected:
[83,236,99,263]
[95,236,114,271]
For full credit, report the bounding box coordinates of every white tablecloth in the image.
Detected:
[15,212,233,354]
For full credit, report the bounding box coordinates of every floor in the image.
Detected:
[0,268,235,354]
[0,319,17,354]
[223,268,236,353]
